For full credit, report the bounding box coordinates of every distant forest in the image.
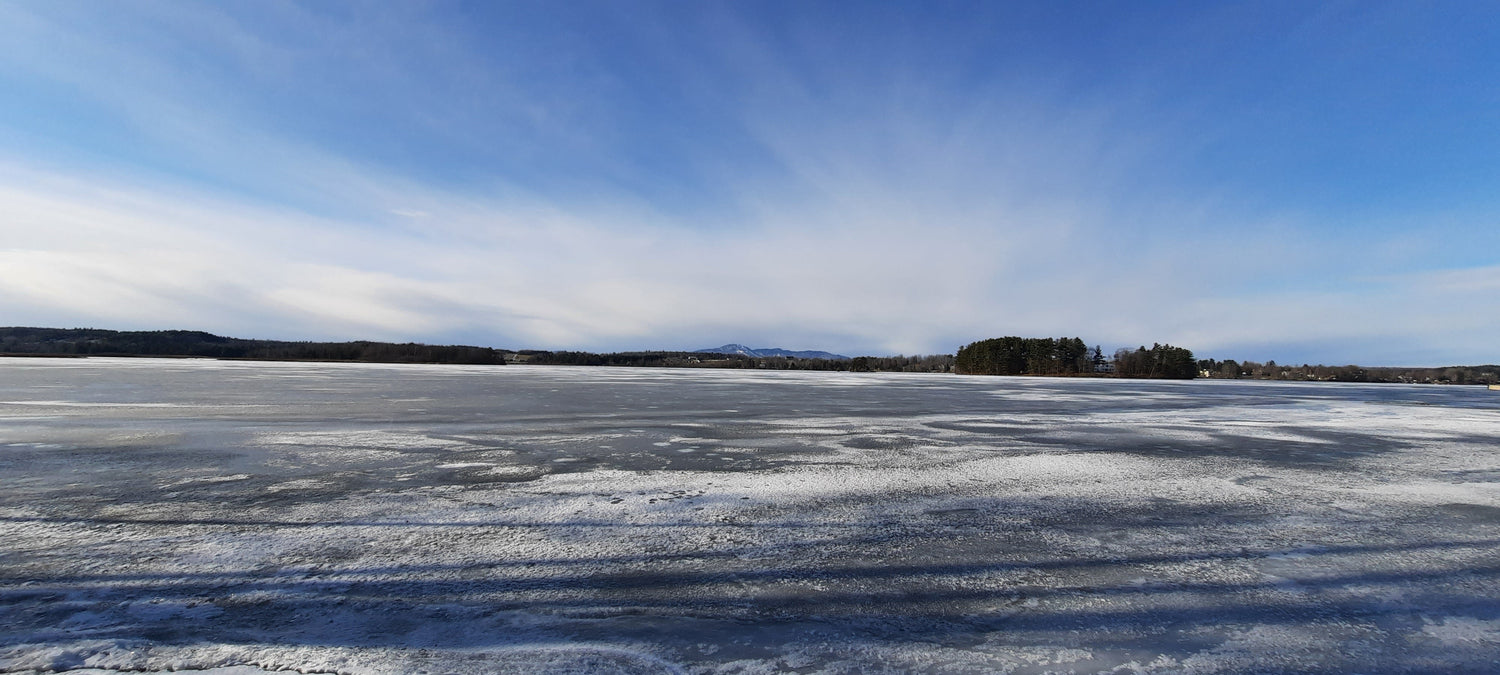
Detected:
[1196,358,1500,385]
[0,327,507,365]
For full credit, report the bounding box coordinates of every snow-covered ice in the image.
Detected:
[3,358,1499,673]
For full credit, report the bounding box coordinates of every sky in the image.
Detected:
[0,1,1497,366]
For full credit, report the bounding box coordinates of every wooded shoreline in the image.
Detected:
[3,327,1495,384]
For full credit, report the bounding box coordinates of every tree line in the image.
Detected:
[0,327,507,365]
[1196,358,1500,385]
[9,326,1490,385]
[0,327,953,373]
[1112,344,1199,379]
[519,350,954,373]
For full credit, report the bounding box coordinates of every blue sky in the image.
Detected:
[1,1,1496,365]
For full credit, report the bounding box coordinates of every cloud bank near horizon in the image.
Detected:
[1,2,1495,366]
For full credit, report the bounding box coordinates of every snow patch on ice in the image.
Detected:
[1358,481,1500,506]
[264,478,333,491]
[167,474,251,486]
[1,400,185,408]
[1422,616,1500,645]
[257,430,476,450]
[1,641,684,675]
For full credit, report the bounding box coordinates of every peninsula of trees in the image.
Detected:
[953,337,1197,379]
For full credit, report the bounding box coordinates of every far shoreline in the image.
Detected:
[4,352,1497,388]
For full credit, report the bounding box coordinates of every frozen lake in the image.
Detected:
[3,357,1499,674]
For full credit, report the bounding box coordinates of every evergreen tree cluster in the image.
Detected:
[1112,344,1198,379]
[953,336,1092,376]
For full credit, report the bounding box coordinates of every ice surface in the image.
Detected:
[3,358,1499,673]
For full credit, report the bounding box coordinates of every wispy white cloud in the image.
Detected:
[6,150,1491,364]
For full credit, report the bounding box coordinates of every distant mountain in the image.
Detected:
[695,344,850,360]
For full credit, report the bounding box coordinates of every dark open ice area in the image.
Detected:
[3,357,1499,673]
